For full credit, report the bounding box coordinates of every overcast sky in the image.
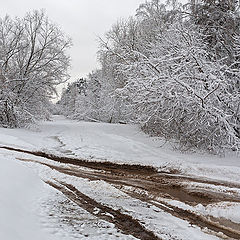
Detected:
[1,0,145,84]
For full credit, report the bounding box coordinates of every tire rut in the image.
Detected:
[17,157,240,239]
[46,180,160,240]
[118,186,240,240]
[0,145,157,175]
[3,145,240,204]
[17,157,240,206]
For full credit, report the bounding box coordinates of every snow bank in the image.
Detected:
[0,154,54,240]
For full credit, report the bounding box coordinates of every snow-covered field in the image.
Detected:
[0,115,240,239]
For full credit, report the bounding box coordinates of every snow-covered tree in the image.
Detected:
[0,10,71,127]
[189,0,240,62]
[58,0,240,153]
[58,70,132,123]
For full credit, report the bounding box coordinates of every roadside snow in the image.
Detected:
[0,153,56,240]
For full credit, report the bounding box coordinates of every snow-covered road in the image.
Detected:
[0,115,240,239]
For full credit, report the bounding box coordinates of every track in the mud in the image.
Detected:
[1,145,240,239]
[47,180,159,240]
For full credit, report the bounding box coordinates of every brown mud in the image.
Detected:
[46,180,160,240]
[0,146,157,174]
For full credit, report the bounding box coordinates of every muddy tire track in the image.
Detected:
[16,156,240,206]
[3,145,240,200]
[0,145,157,175]
[118,186,240,239]
[46,180,160,240]
[18,157,240,239]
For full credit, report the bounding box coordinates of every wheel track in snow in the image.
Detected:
[17,156,240,239]
[46,180,160,240]
[1,145,240,239]
[118,186,240,240]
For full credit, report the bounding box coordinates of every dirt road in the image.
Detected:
[1,145,240,240]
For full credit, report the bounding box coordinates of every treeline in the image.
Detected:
[0,10,71,127]
[59,0,240,153]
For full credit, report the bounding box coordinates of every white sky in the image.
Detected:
[1,0,145,84]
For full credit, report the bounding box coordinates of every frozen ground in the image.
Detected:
[0,115,240,239]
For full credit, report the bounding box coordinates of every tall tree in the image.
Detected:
[0,10,71,127]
